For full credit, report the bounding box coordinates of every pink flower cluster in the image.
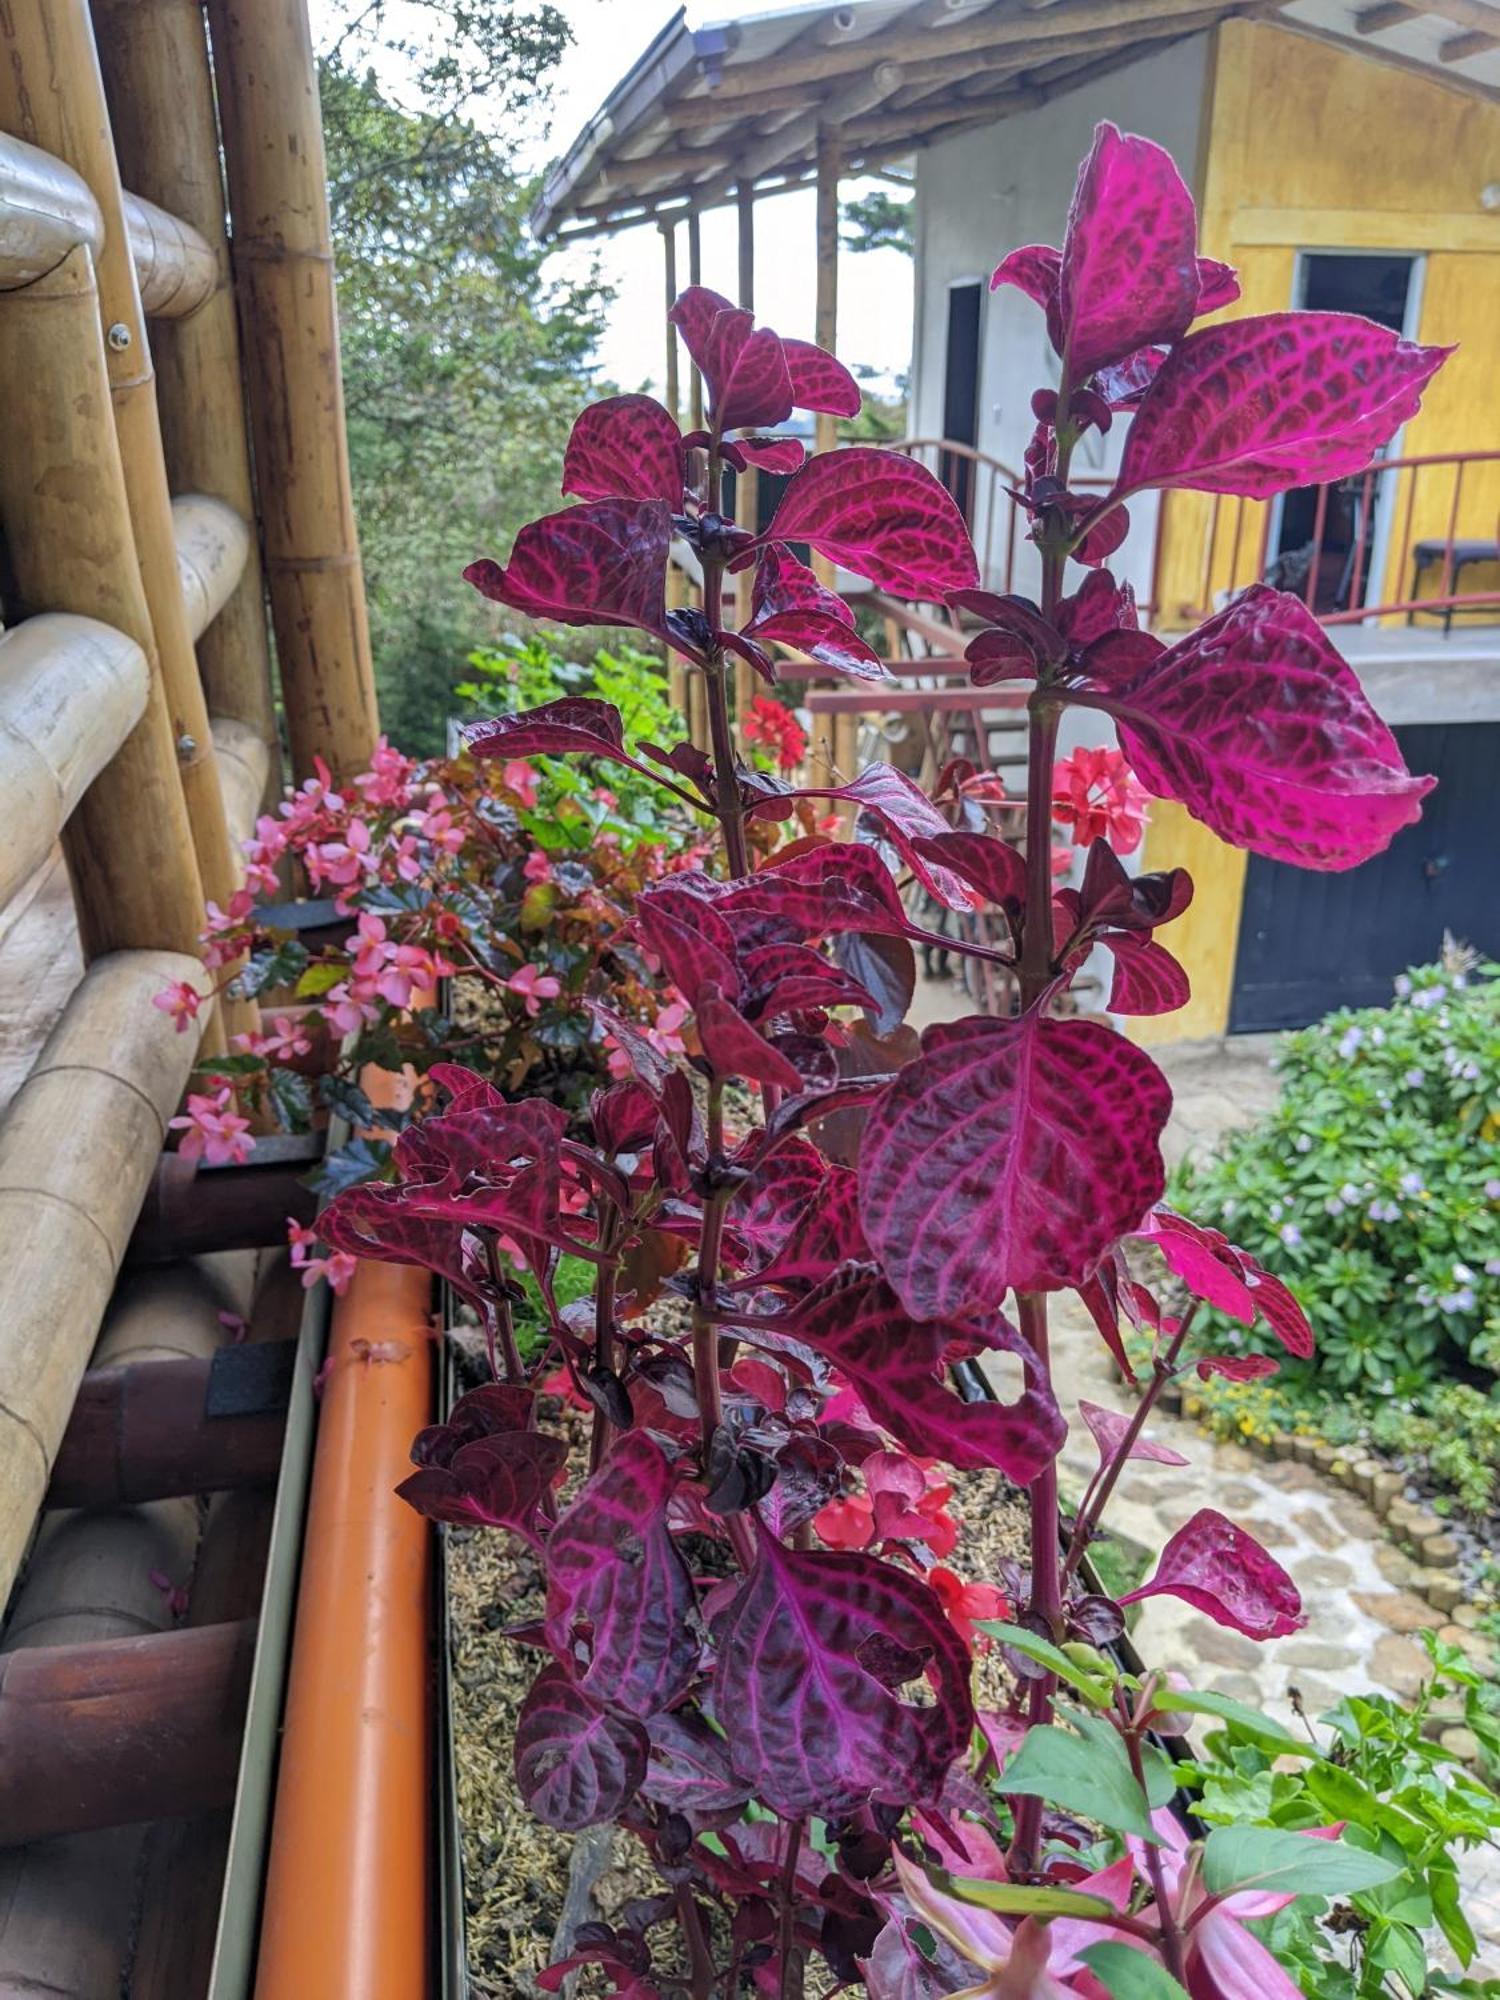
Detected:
[167,1082,253,1167]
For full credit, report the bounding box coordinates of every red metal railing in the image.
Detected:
[892,437,1500,632]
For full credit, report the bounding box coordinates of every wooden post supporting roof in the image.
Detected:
[94,0,282,789]
[814,125,859,787]
[733,178,759,720]
[687,203,705,429]
[205,0,381,785]
[0,0,245,948]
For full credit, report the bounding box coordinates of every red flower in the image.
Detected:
[927,1566,1009,1649]
[741,695,808,772]
[1052,744,1150,854]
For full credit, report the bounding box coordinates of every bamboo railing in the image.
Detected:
[0,2,399,1993]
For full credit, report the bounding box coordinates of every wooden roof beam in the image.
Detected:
[1442,23,1500,50]
[1357,0,1500,33]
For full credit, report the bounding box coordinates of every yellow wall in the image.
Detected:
[1140,21,1500,1042]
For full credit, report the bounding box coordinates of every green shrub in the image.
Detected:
[1175,957,1500,1397]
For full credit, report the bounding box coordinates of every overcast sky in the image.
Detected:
[311,0,916,399]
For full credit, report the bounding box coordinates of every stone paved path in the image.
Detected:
[969,1029,1500,1968]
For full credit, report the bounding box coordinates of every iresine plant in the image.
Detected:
[321,127,1458,1998]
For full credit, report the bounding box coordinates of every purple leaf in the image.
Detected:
[740,1163,869,1288]
[861,1014,1173,1316]
[465,499,672,633]
[757,448,979,599]
[463,697,686,798]
[1136,1208,1313,1358]
[545,1432,701,1719]
[781,1270,1065,1480]
[745,543,887,682]
[1118,313,1450,500]
[734,434,806,475]
[1078,1398,1188,1469]
[669,286,795,432]
[990,244,1062,332]
[1102,933,1190,1016]
[909,831,1027,911]
[783,336,863,418]
[723,842,915,945]
[642,1708,753,1813]
[1057,122,1200,377]
[515,1663,648,1830]
[741,941,879,1018]
[635,888,741,1005]
[1194,256,1240,313]
[1197,1353,1281,1381]
[319,1182,484,1311]
[1091,587,1435,869]
[562,395,684,507]
[697,990,806,1092]
[409,1382,533,1464]
[770,767,969,909]
[712,1532,974,1817]
[1122,1507,1303,1640]
[398,1430,564,1540]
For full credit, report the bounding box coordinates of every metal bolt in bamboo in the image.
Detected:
[0,0,246,949]
[95,0,282,778]
[205,0,381,784]
[0,244,207,964]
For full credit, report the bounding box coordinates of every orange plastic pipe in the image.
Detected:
[254,1060,434,1999]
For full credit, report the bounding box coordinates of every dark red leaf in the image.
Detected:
[1092,586,1435,868]
[1118,313,1450,500]
[1197,1353,1281,1381]
[634,889,740,1006]
[735,434,806,474]
[515,1663,648,1829]
[909,831,1027,911]
[562,395,684,507]
[1137,1208,1313,1357]
[723,842,914,945]
[398,1430,564,1540]
[712,1532,974,1817]
[1103,932,1190,1016]
[1194,257,1240,312]
[545,1432,700,1719]
[463,696,680,797]
[773,767,970,909]
[1122,1507,1303,1639]
[465,499,672,633]
[696,991,806,1092]
[642,1708,753,1813]
[860,1014,1172,1316]
[1056,122,1200,377]
[1078,1398,1188,1469]
[741,941,878,1018]
[758,448,979,599]
[746,544,886,682]
[782,336,863,418]
[668,286,795,432]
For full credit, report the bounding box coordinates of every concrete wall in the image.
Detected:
[911,36,1210,608]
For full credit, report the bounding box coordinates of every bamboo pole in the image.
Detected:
[94,0,282,777]
[173,492,252,644]
[120,190,217,318]
[814,128,860,790]
[205,0,381,784]
[0,130,101,287]
[0,615,149,915]
[0,245,208,964]
[0,1,243,919]
[687,203,705,430]
[733,179,760,722]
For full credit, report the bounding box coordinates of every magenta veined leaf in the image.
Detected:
[1101,932,1190,1017]
[670,287,794,432]
[779,1269,1065,1481]
[1077,1398,1188,1469]
[743,543,888,683]
[910,831,1027,911]
[1084,586,1434,870]
[642,1708,753,1814]
[711,1531,974,1818]
[1122,1507,1304,1640]
[398,1430,564,1540]
[760,766,971,909]
[721,843,914,947]
[756,448,980,599]
[1056,122,1201,378]
[463,696,691,802]
[562,395,684,507]
[515,1663,648,1830]
[782,336,863,418]
[1197,1353,1281,1381]
[1117,312,1451,500]
[464,499,673,634]
[545,1432,701,1720]
[634,888,741,1005]
[1136,1207,1314,1358]
[860,1013,1173,1317]
[732,434,806,474]
[696,990,806,1092]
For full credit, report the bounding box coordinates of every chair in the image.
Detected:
[1408,514,1500,633]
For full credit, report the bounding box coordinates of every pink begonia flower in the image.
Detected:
[523,849,553,885]
[1126,1810,1342,2000]
[287,1219,357,1295]
[353,737,415,809]
[322,981,381,1037]
[168,1086,253,1167]
[419,804,465,855]
[232,1015,313,1062]
[153,980,203,1033]
[593,784,618,810]
[375,944,455,1010]
[1052,744,1150,855]
[390,833,424,883]
[506,961,563,1017]
[351,912,394,984]
[605,997,689,1078]
[305,816,375,891]
[503,759,540,808]
[200,888,257,970]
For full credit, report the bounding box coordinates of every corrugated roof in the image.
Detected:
[530,0,1500,240]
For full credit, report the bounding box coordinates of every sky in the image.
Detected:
[311,0,916,400]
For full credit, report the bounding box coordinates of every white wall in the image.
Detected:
[911,38,1211,611]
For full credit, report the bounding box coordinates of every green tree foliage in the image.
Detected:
[840,185,914,256]
[317,3,610,753]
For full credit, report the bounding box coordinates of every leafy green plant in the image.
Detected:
[1175,957,1500,1396]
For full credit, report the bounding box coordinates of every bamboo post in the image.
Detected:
[94,0,282,784]
[733,179,760,723]
[661,218,689,718]
[687,204,705,431]
[814,126,860,789]
[204,0,381,784]
[0,245,207,964]
[0,0,245,941]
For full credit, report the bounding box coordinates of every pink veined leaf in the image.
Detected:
[463,696,682,798]
[720,843,915,947]
[1197,1353,1282,1381]
[545,1432,701,1719]
[1087,586,1435,869]
[409,1381,534,1463]
[398,1430,565,1540]
[909,831,1027,911]
[320,1181,484,1310]
[562,395,684,507]
[738,1163,870,1288]
[744,543,887,683]
[1194,256,1240,313]
[515,1663,648,1830]
[1078,1398,1189,1469]
[1102,932,1190,1017]
[1094,346,1167,409]
[1056,122,1201,378]
[782,335,863,418]
[634,889,741,1005]
[778,1269,1065,1481]
[696,990,807,1093]
[711,1530,975,1818]
[990,243,1063,337]
[668,286,795,432]
[731,1136,830,1262]
[1137,1208,1314,1358]
[1079,629,1167,685]
[426,1061,506,1113]
[641,1707,753,1813]
[1117,313,1451,500]
[755,448,980,599]
[769,766,971,909]
[740,941,879,1018]
[859,1013,1173,1317]
[733,434,806,474]
[464,499,673,634]
[1122,1507,1304,1640]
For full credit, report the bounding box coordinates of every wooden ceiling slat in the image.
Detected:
[1357,0,1500,38]
[1441,24,1500,52]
